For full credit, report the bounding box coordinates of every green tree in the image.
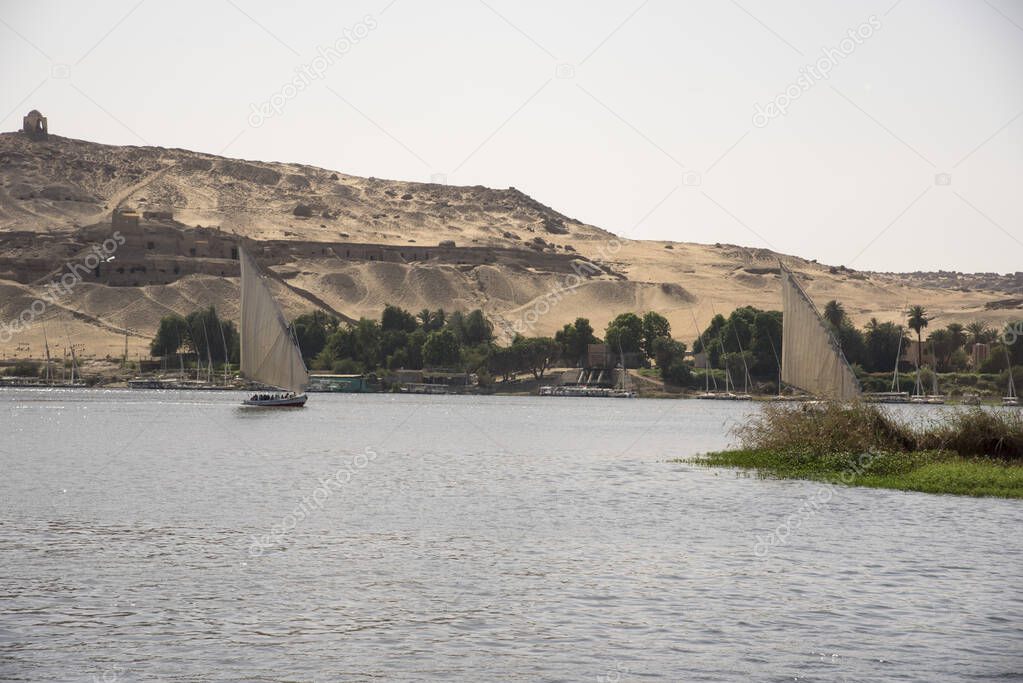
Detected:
[462,309,494,345]
[651,336,686,372]
[749,310,783,378]
[641,312,671,359]
[927,328,955,372]
[823,300,847,329]
[150,313,189,357]
[446,311,466,342]
[906,305,932,368]
[514,337,560,379]
[693,313,727,368]
[417,308,446,332]
[863,321,907,373]
[605,313,644,355]
[405,329,427,369]
[835,324,866,367]
[185,306,237,364]
[487,345,520,381]
[293,310,338,362]
[662,359,693,387]
[966,320,993,346]
[946,322,967,353]
[423,328,460,367]
[555,317,599,366]
[352,318,382,369]
[381,304,417,333]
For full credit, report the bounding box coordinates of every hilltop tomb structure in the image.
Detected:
[22,110,48,140]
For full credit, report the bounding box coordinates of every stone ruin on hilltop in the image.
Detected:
[22,110,47,140]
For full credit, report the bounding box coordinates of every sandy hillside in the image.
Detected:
[1,129,1020,362]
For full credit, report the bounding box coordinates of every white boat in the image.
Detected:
[243,392,307,407]
[239,248,309,407]
[1004,366,1018,407]
[779,263,860,401]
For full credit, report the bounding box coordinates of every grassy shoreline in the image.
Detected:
[687,402,1023,498]
[690,448,1023,498]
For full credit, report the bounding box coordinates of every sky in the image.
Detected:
[2,0,1022,273]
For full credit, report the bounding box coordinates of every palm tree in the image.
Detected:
[823,300,846,329]
[946,323,967,353]
[966,320,992,346]
[906,305,932,369]
[865,317,881,334]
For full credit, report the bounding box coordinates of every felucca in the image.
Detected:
[239,248,309,407]
[779,263,860,401]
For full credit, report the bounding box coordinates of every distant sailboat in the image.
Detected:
[1004,348,1018,407]
[239,249,309,407]
[865,327,910,403]
[779,263,860,401]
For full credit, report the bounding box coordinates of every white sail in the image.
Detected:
[780,264,860,400]
[240,249,308,393]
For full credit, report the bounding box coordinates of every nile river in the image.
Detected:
[1,389,1021,681]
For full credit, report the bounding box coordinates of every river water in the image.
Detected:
[1,389,1021,682]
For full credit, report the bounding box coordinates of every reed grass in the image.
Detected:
[690,402,1023,498]
[737,402,1023,459]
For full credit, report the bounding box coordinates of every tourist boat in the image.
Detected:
[238,249,309,407]
[779,263,861,401]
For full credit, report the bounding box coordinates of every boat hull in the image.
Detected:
[242,394,308,407]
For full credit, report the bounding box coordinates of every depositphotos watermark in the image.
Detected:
[752,15,881,128]
[248,447,378,555]
[0,232,125,344]
[509,239,623,335]
[1001,322,1023,346]
[248,15,378,128]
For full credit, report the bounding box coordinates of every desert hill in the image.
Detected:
[1,128,1019,361]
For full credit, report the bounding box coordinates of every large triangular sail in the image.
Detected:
[240,249,308,393]
[780,263,860,400]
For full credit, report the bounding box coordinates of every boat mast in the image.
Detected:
[731,322,752,394]
[42,324,52,385]
[1006,346,1017,400]
[764,316,782,396]
[891,331,903,393]
[713,314,732,392]
[690,309,713,392]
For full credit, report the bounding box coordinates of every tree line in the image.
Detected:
[687,301,1023,381]
[148,300,1023,386]
[820,301,1022,374]
[150,306,238,364]
[287,306,692,385]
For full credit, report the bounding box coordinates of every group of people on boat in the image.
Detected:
[249,392,298,402]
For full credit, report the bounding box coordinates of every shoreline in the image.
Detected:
[686,448,1023,499]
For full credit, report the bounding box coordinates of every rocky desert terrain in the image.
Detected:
[1,129,1019,361]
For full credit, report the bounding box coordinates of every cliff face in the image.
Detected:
[0,131,1016,360]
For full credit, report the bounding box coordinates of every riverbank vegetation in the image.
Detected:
[693,302,1023,398]
[278,306,692,387]
[138,299,1022,398]
[692,402,1023,498]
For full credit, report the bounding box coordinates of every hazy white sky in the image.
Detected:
[2,0,1021,273]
